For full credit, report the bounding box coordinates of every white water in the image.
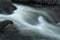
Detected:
[0,4,60,40]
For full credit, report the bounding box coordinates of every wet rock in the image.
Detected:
[11,0,32,2]
[0,0,17,14]
[0,20,13,31]
[11,0,60,4]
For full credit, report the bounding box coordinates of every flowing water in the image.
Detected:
[0,4,60,40]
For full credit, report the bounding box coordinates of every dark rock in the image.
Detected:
[0,20,13,31]
[11,0,32,2]
[11,0,60,4]
[0,0,17,14]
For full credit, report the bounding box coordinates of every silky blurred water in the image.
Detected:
[0,3,60,40]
